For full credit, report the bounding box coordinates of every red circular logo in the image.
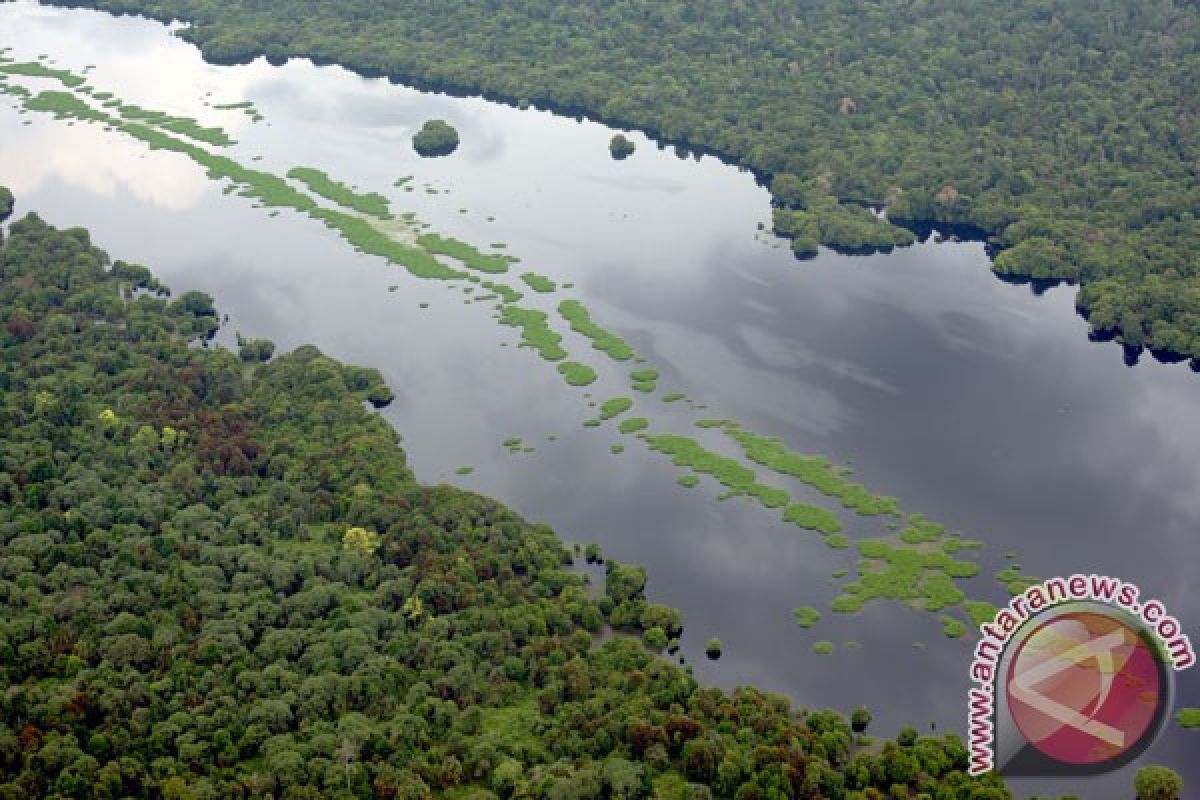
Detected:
[1005,610,1163,766]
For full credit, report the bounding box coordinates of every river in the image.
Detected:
[1,2,1197,794]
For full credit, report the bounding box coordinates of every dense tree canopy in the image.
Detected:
[0,194,1014,797]
[42,0,1200,358]
[412,119,459,158]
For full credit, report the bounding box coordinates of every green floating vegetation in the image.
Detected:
[782,503,842,535]
[711,420,899,517]
[677,474,699,488]
[1177,709,1200,729]
[115,102,234,147]
[212,100,254,110]
[812,641,835,655]
[22,90,107,122]
[643,433,793,513]
[609,444,624,454]
[632,381,655,393]
[454,466,474,475]
[287,166,392,219]
[417,232,515,274]
[557,360,598,386]
[899,514,944,544]
[598,396,633,420]
[995,565,1041,596]
[0,61,86,88]
[520,271,557,293]
[964,601,999,628]
[558,299,634,361]
[630,367,659,382]
[13,88,459,282]
[661,391,686,402]
[825,533,850,549]
[792,607,821,628]
[481,280,522,304]
[832,539,978,615]
[616,417,649,434]
[940,615,967,639]
[502,437,525,453]
[498,305,567,361]
[831,568,849,579]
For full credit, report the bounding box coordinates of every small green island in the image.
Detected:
[412,118,459,157]
[609,132,635,159]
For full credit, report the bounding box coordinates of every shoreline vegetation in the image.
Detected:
[33,0,1200,363]
[0,201,1015,797]
[0,55,1008,636]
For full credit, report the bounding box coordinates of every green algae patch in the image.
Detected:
[661,392,686,403]
[782,503,842,535]
[558,299,634,361]
[643,433,791,512]
[995,565,1041,596]
[520,272,557,293]
[677,474,699,488]
[598,396,633,420]
[557,361,597,386]
[617,417,649,434]
[940,616,967,639]
[1177,709,1200,729]
[454,466,474,475]
[792,607,821,628]
[417,233,515,274]
[115,102,234,146]
[712,421,899,516]
[964,601,999,628]
[832,539,977,616]
[498,305,567,361]
[610,444,625,454]
[0,61,85,88]
[23,90,108,122]
[482,281,523,304]
[812,641,835,655]
[308,207,462,279]
[825,533,850,549]
[899,514,945,544]
[630,368,659,382]
[632,381,655,392]
[287,167,391,219]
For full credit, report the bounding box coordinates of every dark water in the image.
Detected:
[1,3,1197,795]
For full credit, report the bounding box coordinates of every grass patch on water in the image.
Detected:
[940,615,967,638]
[812,641,835,655]
[598,396,633,420]
[558,299,634,361]
[557,361,598,386]
[497,306,567,361]
[0,61,86,88]
[661,392,686,402]
[520,272,557,293]
[115,102,234,146]
[417,233,516,274]
[617,417,649,434]
[287,167,392,219]
[705,420,899,517]
[792,607,821,628]
[1177,708,1200,729]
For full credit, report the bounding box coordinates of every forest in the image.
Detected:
[39,0,1200,359]
[0,193,1025,797]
